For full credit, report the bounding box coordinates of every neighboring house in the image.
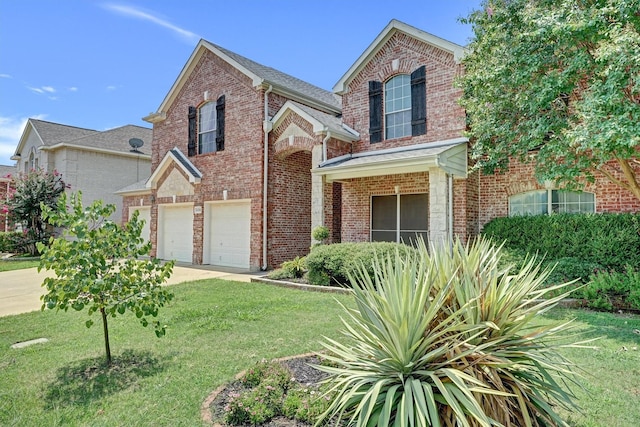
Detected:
[120,19,640,270]
[0,165,16,232]
[11,119,152,222]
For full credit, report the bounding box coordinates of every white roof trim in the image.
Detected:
[271,101,358,142]
[333,19,467,94]
[313,138,468,182]
[39,143,151,159]
[147,148,202,189]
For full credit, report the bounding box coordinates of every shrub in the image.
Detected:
[312,225,330,243]
[317,238,586,427]
[582,267,640,311]
[0,231,28,253]
[482,213,640,272]
[224,380,284,425]
[306,242,416,286]
[241,359,292,389]
[280,255,307,279]
[282,383,335,424]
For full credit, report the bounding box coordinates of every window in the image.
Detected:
[187,95,225,156]
[198,102,216,154]
[385,75,411,139]
[371,193,428,245]
[509,190,595,216]
[368,66,426,143]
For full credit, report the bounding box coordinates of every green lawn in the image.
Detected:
[0,279,638,426]
[0,260,40,272]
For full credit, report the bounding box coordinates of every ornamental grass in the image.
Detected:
[317,238,591,427]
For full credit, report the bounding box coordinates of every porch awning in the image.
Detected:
[312,137,468,182]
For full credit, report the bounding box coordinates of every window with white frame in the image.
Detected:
[509,190,595,216]
[371,193,428,245]
[385,75,411,139]
[198,102,216,154]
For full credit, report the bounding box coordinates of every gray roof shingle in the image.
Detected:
[0,164,16,178]
[63,125,153,155]
[209,41,342,112]
[30,119,98,146]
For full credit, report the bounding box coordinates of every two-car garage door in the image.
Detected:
[158,202,251,269]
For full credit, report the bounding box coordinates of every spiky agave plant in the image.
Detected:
[316,238,589,427]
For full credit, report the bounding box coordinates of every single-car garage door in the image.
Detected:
[158,204,193,263]
[205,202,251,269]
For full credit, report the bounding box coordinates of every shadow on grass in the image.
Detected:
[544,307,640,342]
[43,349,166,408]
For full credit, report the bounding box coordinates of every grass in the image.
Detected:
[0,260,40,272]
[0,279,639,426]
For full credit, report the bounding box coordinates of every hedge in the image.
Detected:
[306,242,417,286]
[481,213,640,272]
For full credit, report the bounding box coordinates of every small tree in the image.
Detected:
[7,169,66,255]
[37,192,174,365]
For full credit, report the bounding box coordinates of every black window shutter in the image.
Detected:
[410,66,427,136]
[368,81,383,143]
[215,95,225,151]
[188,106,197,156]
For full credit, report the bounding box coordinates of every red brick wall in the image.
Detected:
[149,50,267,268]
[342,32,466,153]
[478,159,640,230]
[268,150,312,268]
[341,172,430,243]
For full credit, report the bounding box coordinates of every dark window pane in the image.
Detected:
[400,194,428,231]
[372,196,396,230]
[400,232,428,247]
[372,231,397,242]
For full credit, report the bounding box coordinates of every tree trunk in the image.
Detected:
[101,307,112,365]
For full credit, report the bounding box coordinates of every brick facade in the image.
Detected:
[121,20,638,271]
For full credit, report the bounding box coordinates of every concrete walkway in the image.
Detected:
[0,264,264,317]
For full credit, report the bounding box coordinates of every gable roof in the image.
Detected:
[40,125,153,156]
[147,147,202,189]
[333,19,467,94]
[11,119,97,159]
[271,101,359,142]
[145,39,341,123]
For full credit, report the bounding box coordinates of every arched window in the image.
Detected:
[198,102,216,154]
[509,190,595,216]
[385,74,411,139]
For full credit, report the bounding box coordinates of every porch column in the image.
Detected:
[311,145,324,244]
[429,168,449,246]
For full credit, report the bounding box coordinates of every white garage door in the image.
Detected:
[205,202,251,269]
[159,204,193,263]
[129,207,151,244]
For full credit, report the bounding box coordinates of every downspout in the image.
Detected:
[262,85,273,270]
[321,130,331,162]
[448,173,454,253]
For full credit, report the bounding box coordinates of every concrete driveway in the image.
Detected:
[0,264,262,317]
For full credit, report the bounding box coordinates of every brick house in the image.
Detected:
[121,19,640,270]
[0,165,16,232]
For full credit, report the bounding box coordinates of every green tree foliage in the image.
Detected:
[37,192,174,365]
[458,0,640,199]
[5,169,66,255]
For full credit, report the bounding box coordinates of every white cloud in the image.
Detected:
[106,85,118,91]
[28,85,57,95]
[0,115,46,165]
[103,3,199,43]
[0,74,11,79]
[68,87,78,92]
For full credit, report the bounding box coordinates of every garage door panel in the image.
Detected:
[160,205,193,263]
[207,202,250,269]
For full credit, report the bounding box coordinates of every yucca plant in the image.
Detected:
[316,238,590,427]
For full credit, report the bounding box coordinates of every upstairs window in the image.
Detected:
[369,65,426,143]
[198,102,216,154]
[188,95,225,156]
[385,75,411,139]
[509,190,595,216]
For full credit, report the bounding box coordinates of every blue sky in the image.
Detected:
[0,0,482,165]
